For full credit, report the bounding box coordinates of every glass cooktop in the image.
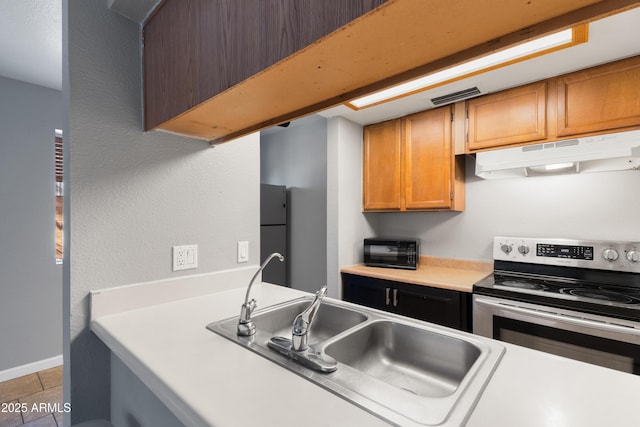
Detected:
[492,275,640,305]
[474,270,640,322]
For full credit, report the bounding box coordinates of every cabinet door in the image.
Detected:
[556,56,640,137]
[395,284,465,330]
[342,274,471,332]
[403,107,453,210]
[363,120,402,211]
[342,274,391,312]
[467,81,547,150]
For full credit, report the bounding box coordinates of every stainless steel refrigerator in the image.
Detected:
[260,184,288,287]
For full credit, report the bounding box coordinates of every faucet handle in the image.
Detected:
[247,298,257,315]
[317,286,327,298]
[237,298,257,336]
[239,298,257,323]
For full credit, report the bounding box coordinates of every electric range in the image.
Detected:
[473,237,640,375]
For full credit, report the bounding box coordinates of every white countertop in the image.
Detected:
[91,269,640,427]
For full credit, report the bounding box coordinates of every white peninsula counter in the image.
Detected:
[90,267,640,427]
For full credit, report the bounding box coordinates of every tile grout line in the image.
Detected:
[0,366,63,427]
[35,372,44,390]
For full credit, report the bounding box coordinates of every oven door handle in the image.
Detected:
[475,297,640,337]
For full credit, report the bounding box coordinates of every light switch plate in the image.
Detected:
[237,241,249,263]
[173,244,198,271]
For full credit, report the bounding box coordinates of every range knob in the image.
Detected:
[627,250,640,263]
[602,248,619,261]
[500,244,513,254]
[518,245,530,255]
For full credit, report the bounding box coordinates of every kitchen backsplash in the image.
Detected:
[375,158,640,261]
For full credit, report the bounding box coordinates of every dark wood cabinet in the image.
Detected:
[143,0,386,142]
[342,273,471,332]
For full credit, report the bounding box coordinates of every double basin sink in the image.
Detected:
[207,296,504,426]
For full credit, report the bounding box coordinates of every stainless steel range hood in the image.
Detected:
[475,130,640,179]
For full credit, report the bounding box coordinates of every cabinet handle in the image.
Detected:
[385,288,391,305]
[393,289,398,307]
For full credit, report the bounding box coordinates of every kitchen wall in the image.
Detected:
[65,1,260,424]
[260,113,640,289]
[376,157,640,259]
[261,115,328,293]
[261,115,378,298]
[0,76,63,376]
[63,2,640,424]
[327,117,378,298]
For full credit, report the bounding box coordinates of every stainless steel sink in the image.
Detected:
[214,298,368,346]
[324,320,481,398]
[207,296,504,427]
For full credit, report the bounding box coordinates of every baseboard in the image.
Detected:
[0,355,63,382]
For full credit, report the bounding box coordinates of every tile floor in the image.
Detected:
[0,366,63,427]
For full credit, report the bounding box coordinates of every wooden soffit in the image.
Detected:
[154,0,640,144]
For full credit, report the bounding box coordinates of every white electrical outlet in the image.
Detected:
[237,241,249,263]
[173,244,198,271]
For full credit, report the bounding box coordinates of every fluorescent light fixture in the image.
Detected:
[347,25,588,110]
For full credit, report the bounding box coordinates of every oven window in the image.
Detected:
[494,317,640,375]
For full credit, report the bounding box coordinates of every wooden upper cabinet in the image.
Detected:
[404,109,454,210]
[363,106,464,212]
[363,120,402,211]
[556,56,640,137]
[467,82,547,151]
[465,55,640,152]
[142,0,629,143]
[144,0,386,140]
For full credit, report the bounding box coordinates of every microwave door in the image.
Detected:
[370,245,399,262]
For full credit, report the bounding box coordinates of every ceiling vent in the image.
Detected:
[431,87,481,106]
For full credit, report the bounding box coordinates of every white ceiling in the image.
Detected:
[0,0,62,90]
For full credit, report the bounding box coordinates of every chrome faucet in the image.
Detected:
[267,285,337,373]
[237,252,284,336]
[292,286,327,351]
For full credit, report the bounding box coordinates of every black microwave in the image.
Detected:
[363,238,420,270]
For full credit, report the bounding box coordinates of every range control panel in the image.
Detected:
[493,237,640,273]
[536,243,594,260]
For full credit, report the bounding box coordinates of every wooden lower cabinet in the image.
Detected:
[342,273,472,332]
